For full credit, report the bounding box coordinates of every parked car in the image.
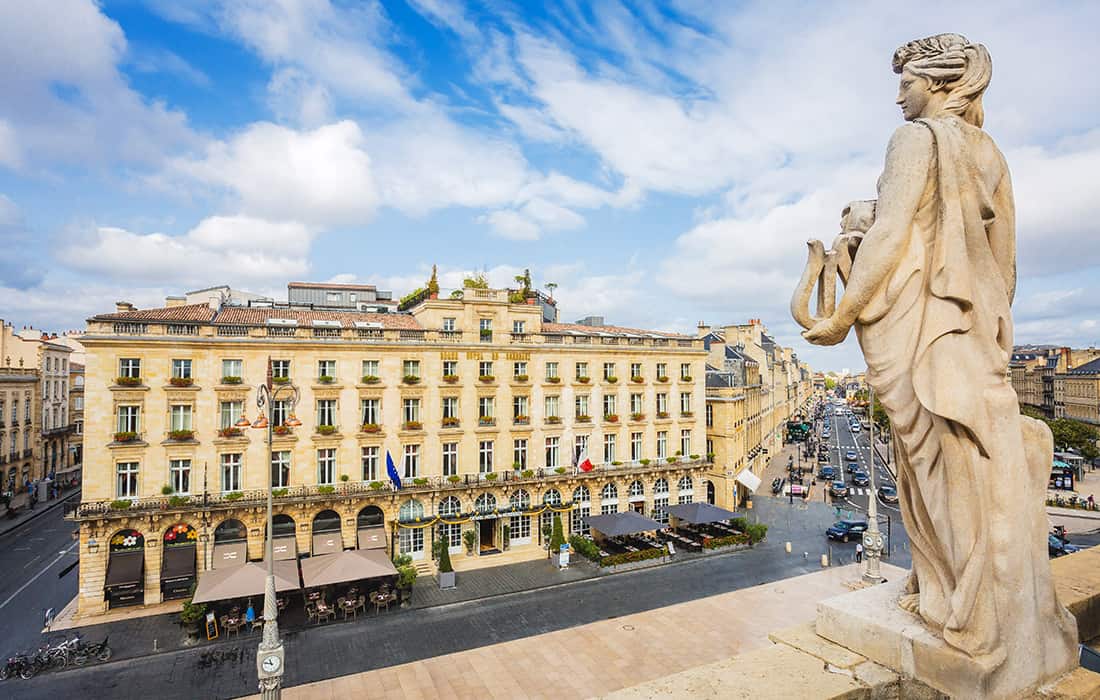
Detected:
[819,466,836,481]
[851,471,870,487]
[1049,534,1081,558]
[845,450,858,461]
[826,520,868,542]
[818,452,830,462]
[771,477,785,495]
[830,480,848,498]
[878,486,899,503]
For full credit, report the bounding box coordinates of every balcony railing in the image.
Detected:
[69,457,712,520]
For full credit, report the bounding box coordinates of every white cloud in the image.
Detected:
[479,210,540,240]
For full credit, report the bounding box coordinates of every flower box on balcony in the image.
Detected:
[115,376,142,387]
[168,495,191,508]
[680,376,693,382]
[224,491,244,501]
[221,375,243,385]
[361,423,381,434]
[272,376,290,385]
[218,427,243,438]
[681,411,694,418]
[442,374,460,384]
[114,431,138,443]
[513,374,529,382]
[402,421,423,431]
[478,375,495,383]
[630,376,644,384]
[605,376,618,384]
[640,458,651,466]
[478,417,495,427]
[447,475,462,484]
[630,413,645,421]
[441,417,460,428]
[169,377,194,387]
[521,469,535,478]
[361,375,380,384]
[413,477,429,486]
[272,488,289,498]
[554,467,567,474]
[656,376,670,383]
[317,485,336,495]
[576,376,591,384]
[316,425,337,435]
[109,499,132,510]
[546,416,562,424]
[168,430,195,441]
[485,472,499,481]
[368,481,385,490]
[513,415,529,425]
[545,376,561,384]
[576,415,591,423]
[317,375,335,384]
[656,411,670,419]
[402,375,421,385]
[604,414,619,423]
[273,425,291,436]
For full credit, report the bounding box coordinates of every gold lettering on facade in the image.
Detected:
[440,352,459,361]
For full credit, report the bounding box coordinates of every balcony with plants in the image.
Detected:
[402,420,423,431]
[603,414,619,423]
[169,377,194,387]
[402,375,421,385]
[478,374,495,383]
[360,422,382,434]
[220,375,243,385]
[442,374,460,384]
[441,417,460,429]
[114,376,143,388]
[166,429,196,442]
[360,375,381,385]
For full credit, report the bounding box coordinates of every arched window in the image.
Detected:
[312,509,341,533]
[510,489,530,510]
[653,478,669,494]
[678,475,694,492]
[601,483,618,501]
[272,514,296,538]
[475,492,497,513]
[572,485,590,503]
[356,505,384,529]
[109,528,144,551]
[438,495,461,516]
[628,480,644,498]
[399,500,424,521]
[214,518,247,543]
[163,522,196,546]
[543,488,562,505]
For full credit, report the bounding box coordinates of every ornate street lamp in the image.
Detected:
[248,360,300,699]
[862,386,885,584]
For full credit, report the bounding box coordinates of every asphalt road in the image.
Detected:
[820,404,901,517]
[0,497,81,661]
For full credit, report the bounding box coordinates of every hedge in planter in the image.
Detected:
[600,546,666,567]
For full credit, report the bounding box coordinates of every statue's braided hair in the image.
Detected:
[892,33,991,127]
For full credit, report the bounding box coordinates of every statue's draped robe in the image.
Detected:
[856,115,1076,668]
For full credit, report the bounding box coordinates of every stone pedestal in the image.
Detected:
[815,576,1075,699]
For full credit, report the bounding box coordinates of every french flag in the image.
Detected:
[577,446,594,472]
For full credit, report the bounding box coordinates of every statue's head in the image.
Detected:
[892,33,991,127]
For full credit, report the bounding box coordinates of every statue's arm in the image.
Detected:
[803,124,931,345]
[989,163,1016,305]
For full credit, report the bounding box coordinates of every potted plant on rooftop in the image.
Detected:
[437,536,456,589]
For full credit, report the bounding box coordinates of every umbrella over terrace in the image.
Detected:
[666,502,739,525]
[584,511,663,537]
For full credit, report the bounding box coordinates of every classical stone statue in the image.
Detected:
[793,33,1077,688]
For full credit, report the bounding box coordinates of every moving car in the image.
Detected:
[1049,534,1081,558]
[845,450,858,461]
[819,466,836,481]
[830,480,848,498]
[826,520,868,542]
[851,471,870,487]
[818,452,830,462]
[878,485,899,503]
[771,477,785,495]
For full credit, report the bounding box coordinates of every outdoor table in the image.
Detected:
[371,592,390,615]
[625,545,638,552]
[341,598,358,619]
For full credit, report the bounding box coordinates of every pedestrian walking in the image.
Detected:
[855,542,864,563]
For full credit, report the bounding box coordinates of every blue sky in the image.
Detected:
[1,1,1098,372]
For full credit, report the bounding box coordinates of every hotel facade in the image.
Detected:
[70,288,722,617]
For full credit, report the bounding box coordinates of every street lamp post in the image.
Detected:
[862,386,885,584]
[238,364,301,699]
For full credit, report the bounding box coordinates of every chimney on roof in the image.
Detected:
[208,295,222,312]
[165,296,185,308]
[576,316,604,327]
[115,301,135,313]
[697,321,710,337]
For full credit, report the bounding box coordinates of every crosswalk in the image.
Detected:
[782,486,874,496]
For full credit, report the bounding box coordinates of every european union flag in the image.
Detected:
[386,451,402,490]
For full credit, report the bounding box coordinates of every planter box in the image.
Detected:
[438,571,456,590]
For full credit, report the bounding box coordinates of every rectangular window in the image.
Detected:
[631,432,642,461]
[479,318,492,342]
[403,398,420,423]
[653,497,669,524]
[360,398,379,425]
[603,362,615,380]
[545,395,559,419]
[442,317,455,332]
[545,436,559,469]
[117,405,140,433]
[630,393,643,414]
[603,394,617,417]
[403,445,419,478]
[603,434,616,463]
[575,395,589,418]
[116,462,139,498]
[657,431,668,459]
[169,404,193,432]
[442,442,458,476]
[680,392,692,414]
[318,359,336,379]
[681,429,691,456]
[361,359,379,378]
[681,363,691,380]
[513,361,527,378]
[657,393,668,414]
[221,453,242,492]
[318,448,336,484]
[119,358,141,379]
[512,320,526,334]
[442,360,458,377]
[510,514,531,541]
[272,451,291,488]
[657,362,668,379]
[478,396,494,419]
[272,360,290,379]
[576,362,588,380]
[361,446,379,481]
[169,459,191,495]
[272,399,289,427]
[478,361,493,378]
[572,504,590,535]
[706,404,713,427]
[479,440,494,473]
[442,396,459,420]
[601,500,618,515]
[222,359,242,380]
[513,396,528,420]
[317,399,337,426]
[576,434,588,462]
[403,360,420,378]
[171,359,192,379]
[545,362,558,379]
[630,362,642,379]
[511,439,527,469]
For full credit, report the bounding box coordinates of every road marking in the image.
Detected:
[0,540,78,612]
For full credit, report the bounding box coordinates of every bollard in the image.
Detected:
[821,553,829,567]
[785,541,791,553]
[804,551,808,559]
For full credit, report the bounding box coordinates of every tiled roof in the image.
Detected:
[541,322,689,339]
[213,307,421,329]
[1068,357,1100,375]
[288,281,377,291]
[92,303,216,323]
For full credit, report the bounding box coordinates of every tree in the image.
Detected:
[1018,408,1100,461]
[824,377,837,390]
[463,273,489,289]
[438,536,453,573]
[549,513,565,551]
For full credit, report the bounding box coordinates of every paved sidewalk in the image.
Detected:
[411,555,599,608]
[0,486,80,537]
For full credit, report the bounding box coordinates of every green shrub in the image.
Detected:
[317,485,336,494]
[168,495,191,508]
[521,469,535,478]
[361,375,380,384]
[413,477,429,486]
[369,481,384,490]
[601,546,666,567]
[161,484,174,495]
[224,491,244,501]
[340,474,350,482]
[392,553,413,567]
[316,425,337,435]
[398,565,417,588]
[485,472,498,481]
[438,536,454,573]
[554,467,567,474]
[745,523,768,544]
[180,599,207,626]
[272,488,289,497]
[109,499,132,510]
[569,535,600,562]
[704,533,749,549]
[447,475,461,483]
[550,514,566,551]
